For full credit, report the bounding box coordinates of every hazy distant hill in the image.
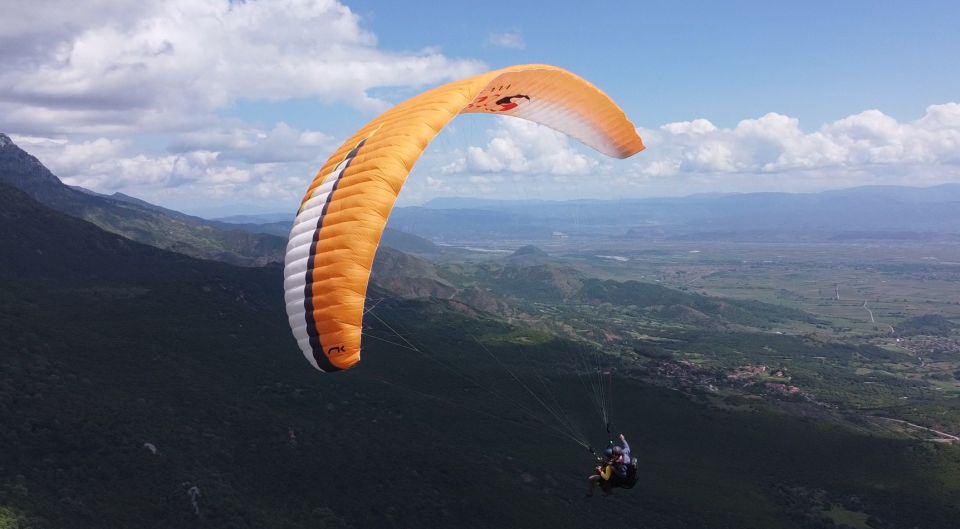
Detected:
[213,210,443,255]
[390,185,960,241]
[389,205,557,240]
[0,133,285,266]
[214,213,294,224]
[370,246,456,299]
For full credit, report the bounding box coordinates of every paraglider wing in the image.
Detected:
[284,64,644,372]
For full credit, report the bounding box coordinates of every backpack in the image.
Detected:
[618,457,639,489]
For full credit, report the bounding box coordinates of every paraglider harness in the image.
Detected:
[591,439,639,490]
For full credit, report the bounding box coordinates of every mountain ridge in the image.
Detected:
[0,133,285,266]
[3,176,960,529]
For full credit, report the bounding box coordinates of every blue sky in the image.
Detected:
[349,0,960,127]
[2,0,958,216]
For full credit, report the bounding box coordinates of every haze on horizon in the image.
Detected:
[2,0,958,217]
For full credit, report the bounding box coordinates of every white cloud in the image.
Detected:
[10,135,128,177]
[56,146,310,214]
[64,151,220,190]
[0,0,484,135]
[13,128,325,214]
[170,122,335,164]
[0,0,491,214]
[487,31,526,50]
[444,118,598,177]
[633,103,960,191]
[661,119,716,135]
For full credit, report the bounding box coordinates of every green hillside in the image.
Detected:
[2,185,960,528]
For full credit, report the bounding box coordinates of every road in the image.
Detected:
[874,416,960,442]
[862,300,875,324]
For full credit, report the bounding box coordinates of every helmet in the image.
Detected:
[603,448,613,458]
[612,446,623,455]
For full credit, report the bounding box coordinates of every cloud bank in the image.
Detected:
[415,104,960,202]
[15,103,960,213]
[0,0,483,135]
[2,1,957,214]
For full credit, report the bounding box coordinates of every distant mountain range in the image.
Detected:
[389,185,960,241]
[233,183,960,244]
